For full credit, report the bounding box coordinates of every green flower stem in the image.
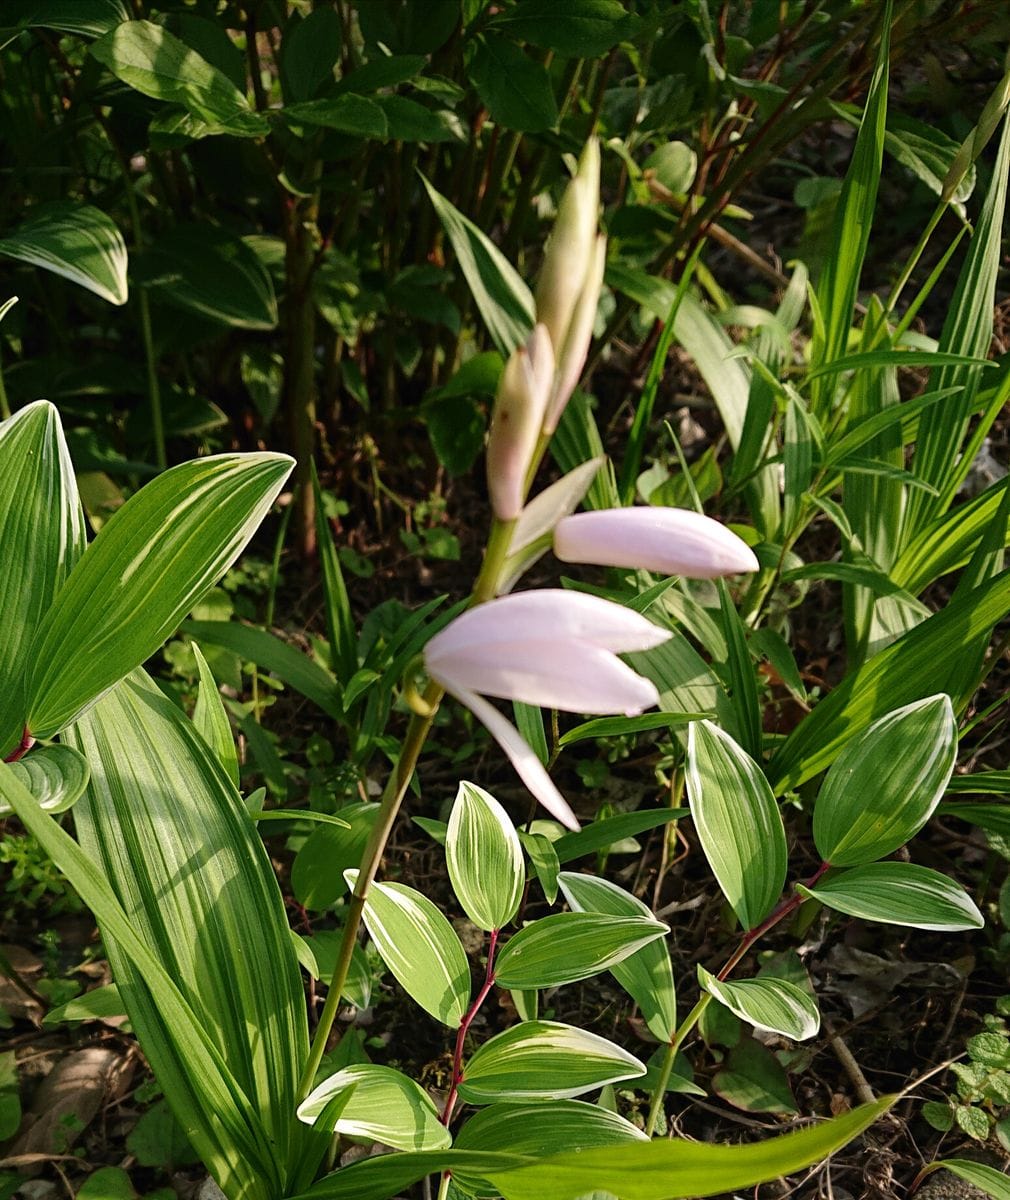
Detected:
[298,517,518,1100]
[644,992,710,1138]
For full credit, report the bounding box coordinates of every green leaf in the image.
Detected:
[1,0,131,38]
[454,1100,645,1195]
[191,643,239,787]
[553,808,687,863]
[939,802,1010,838]
[0,401,86,757]
[712,1037,798,1116]
[928,1159,1010,1200]
[518,829,560,903]
[768,570,1010,793]
[345,870,470,1027]
[312,461,357,687]
[0,745,90,817]
[494,912,668,990]
[90,20,267,136]
[491,0,635,57]
[292,804,380,910]
[27,452,292,739]
[458,1021,645,1103]
[289,1151,530,1200]
[0,203,127,305]
[185,620,342,720]
[807,349,993,380]
[75,1167,134,1200]
[297,1065,450,1152]
[468,35,558,133]
[421,176,535,356]
[558,711,705,748]
[483,1097,894,1200]
[686,720,787,929]
[282,95,389,138]
[43,982,124,1026]
[812,695,956,866]
[697,967,819,1041]
[280,6,340,102]
[373,95,464,143]
[446,782,524,932]
[134,225,278,329]
[798,862,983,931]
[559,872,677,1042]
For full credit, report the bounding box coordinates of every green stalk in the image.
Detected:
[644,993,710,1137]
[298,516,517,1099]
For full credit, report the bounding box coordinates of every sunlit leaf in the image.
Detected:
[798,862,983,931]
[0,204,128,305]
[697,967,819,1041]
[446,782,524,932]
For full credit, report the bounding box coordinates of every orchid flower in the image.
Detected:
[424,590,670,829]
[553,507,760,579]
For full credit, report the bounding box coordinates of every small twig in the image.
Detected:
[824,1017,876,1105]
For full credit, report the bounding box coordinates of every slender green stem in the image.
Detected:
[884,200,946,315]
[435,1170,452,1200]
[645,993,711,1137]
[0,345,10,420]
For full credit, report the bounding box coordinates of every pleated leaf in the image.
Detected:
[813,695,956,866]
[297,1065,450,1152]
[0,400,86,757]
[923,1159,1010,1200]
[27,452,293,738]
[65,670,312,1195]
[457,1021,645,1103]
[687,720,787,929]
[798,862,983,931]
[697,967,820,1041]
[0,753,280,1200]
[558,872,677,1041]
[494,912,668,990]
[0,745,90,816]
[345,870,470,1027]
[0,203,128,304]
[446,782,524,932]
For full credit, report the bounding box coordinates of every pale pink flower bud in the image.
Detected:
[424,589,671,829]
[535,140,601,354]
[553,508,760,579]
[543,234,607,434]
[486,324,554,521]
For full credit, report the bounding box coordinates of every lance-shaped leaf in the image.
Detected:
[813,695,957,866]
[0,203,128,305]
[687,721,787,929]
[191,643,239,787]
[345,870,470,1027]
[0,401,86,757]
[0,745,90,817]
[65,670,313,1190]
[297,1065,450,1152]
[458,1021,645,1103]
[798,862,983,931]
[27,453,293,739]
[559,871,677,1041]
[494,911,668,990]
[446,782,524,931]
[697,967,820,1041]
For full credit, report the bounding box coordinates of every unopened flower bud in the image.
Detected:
[486,324,554,521]
[535,139,601,353]
[543,234,607,434]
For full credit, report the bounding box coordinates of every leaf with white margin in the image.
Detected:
[559,871,676,1041]
[813,695,956,867]
[345,870,470,1027]
[457,1020,645,1103]
[0,745,90,816]
[297,1064,450,1152]
[798,862,983,931]
[0,203,128,304]
[494,911,668,990]
[697,966,820,1041]
[687,720,787,929]
[446,782,524,931]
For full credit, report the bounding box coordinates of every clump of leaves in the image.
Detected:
[0,832,83,919]
[923,999,1010,1147]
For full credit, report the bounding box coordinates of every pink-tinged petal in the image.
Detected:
[511,457,606,555]
[553,508,760,579]
[427,638,660,715]
[424,590,670,662]
[543,234,607,435]
[444,683,579,830]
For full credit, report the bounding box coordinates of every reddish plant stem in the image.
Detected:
[440,928,499,1128]
[716,861,831,982]
[3,729,34,764]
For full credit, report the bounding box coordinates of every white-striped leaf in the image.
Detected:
[27,452,292,739]
[697,967,820,1041]
[297,1065,450,1152]
[813,695,956,867]
[798,862,983,931]
[457,1021,645,1103]
[0,401,86,757]
[345,870,470,1027]
[687,720,787,929]
[495,911,667,990]
[191,642,239,787]
[559,872,677,1041]
[0,203,127,304]
[65,670,313,1193]
[0,745,90,816]
[446,782,524,932]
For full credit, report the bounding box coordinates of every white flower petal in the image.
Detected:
[511,457,606,555]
